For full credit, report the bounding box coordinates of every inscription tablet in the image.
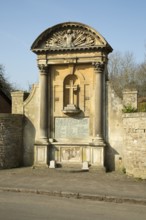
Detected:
[55,117,89,138]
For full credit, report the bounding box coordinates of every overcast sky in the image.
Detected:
[0,0,146,90]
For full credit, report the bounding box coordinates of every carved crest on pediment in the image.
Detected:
[31,22,113,53]
[45,29,98,49]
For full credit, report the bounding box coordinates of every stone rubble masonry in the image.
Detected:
[0,114,23,169]
[123,113,146,179]
[122,90,146,179]
[107,86,146,179]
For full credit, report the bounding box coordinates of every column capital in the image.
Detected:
[38,64,48,74]
[92,62,105,73]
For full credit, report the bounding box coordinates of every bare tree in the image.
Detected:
[135,60,146,96]
[108,51,145,97]
[0,64,16,97]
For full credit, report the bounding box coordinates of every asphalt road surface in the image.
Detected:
[0,191,146,220]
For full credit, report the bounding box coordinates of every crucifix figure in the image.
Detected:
[65,80,78,105]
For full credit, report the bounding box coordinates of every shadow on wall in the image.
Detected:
[23,116,36,167]
[104,143,119,172]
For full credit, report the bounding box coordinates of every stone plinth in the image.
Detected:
[50,144,105,169]
[34,142,48,167]
[123,89,138,109]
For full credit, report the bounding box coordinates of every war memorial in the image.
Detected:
[0,22,146,179]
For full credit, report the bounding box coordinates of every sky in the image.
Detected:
[0,0,146,90]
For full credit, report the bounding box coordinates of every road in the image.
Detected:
[0,191,146,220]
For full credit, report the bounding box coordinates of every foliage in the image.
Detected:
[122,104,137,113]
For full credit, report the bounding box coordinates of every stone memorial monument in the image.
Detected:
[30,22,112,169]
[6,22,146,178]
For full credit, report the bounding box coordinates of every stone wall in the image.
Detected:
[23,85,39,166]
[11,85,39,166]
[11,91,29,114]
[107,86,146,178]
[123,113,146,179]
[4,81,146,179]
[0,114,23,169]
[105,82,124,171]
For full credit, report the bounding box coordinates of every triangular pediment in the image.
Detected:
[31,22,112,53]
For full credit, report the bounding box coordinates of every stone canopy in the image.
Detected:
[31,22,112,53]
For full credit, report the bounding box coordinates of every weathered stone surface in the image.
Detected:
[29,22,112,168]
[55,117,89,138]
[123,113,146,179]
[123,89,138,109]
[23,85,39,166]
[105,82,124,172]
[0,114,23,169]
[11,91,29,114]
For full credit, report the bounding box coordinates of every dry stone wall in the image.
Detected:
[0,114,23,169]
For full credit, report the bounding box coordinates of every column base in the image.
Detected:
[92,135,106,145]
[34,141,49,168]
[89,136,106,169]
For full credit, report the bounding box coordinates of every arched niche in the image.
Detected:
[63,74,80,114]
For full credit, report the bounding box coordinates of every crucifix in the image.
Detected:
[65,80,78,105]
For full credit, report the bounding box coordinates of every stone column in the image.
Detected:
[38,64,48,142]
[92,62,105,144]
[90,62,105,170]
[34,64,49,167]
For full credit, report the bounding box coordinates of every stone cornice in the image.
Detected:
[32,45,111,54]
